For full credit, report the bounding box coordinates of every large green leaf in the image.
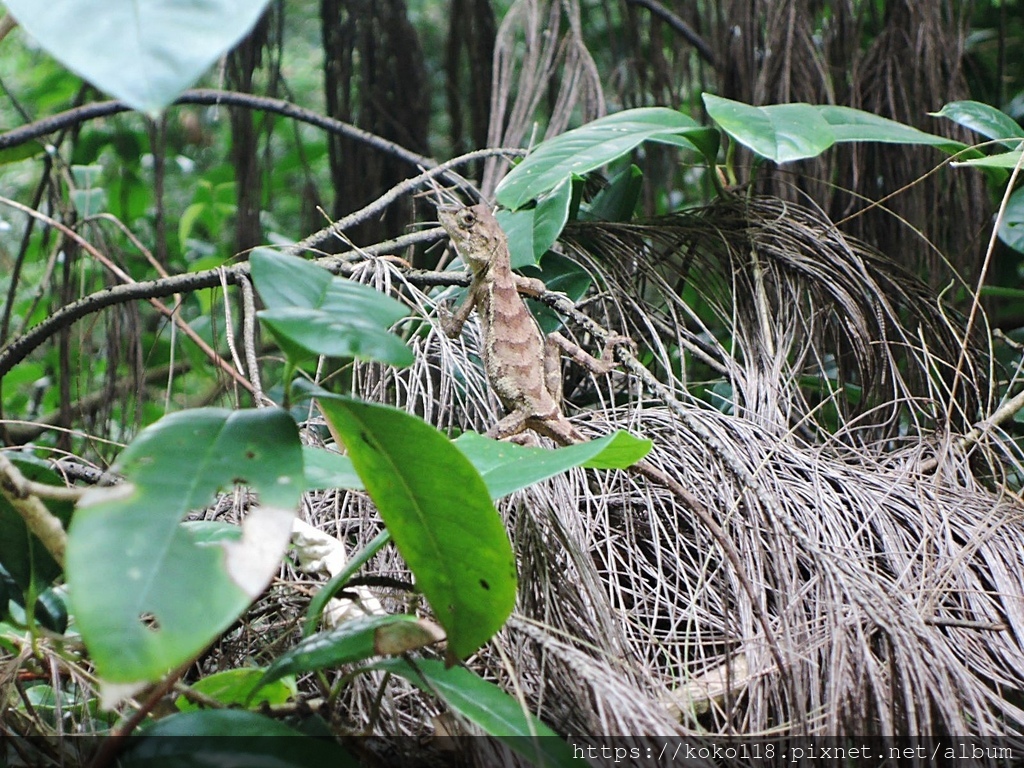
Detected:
[703,94,835,163]
[3,0,273,113]
[374,658,583,766]
[932,101,1024,147]
[496,108,715,210]
[121,710,357,767]
[251,249,413,368]
[818,106,966,151]
[259,614,441,690]
[496,176,574,267]
[318,398,516,660]
[66,408,303,686]
[454,431,651,500]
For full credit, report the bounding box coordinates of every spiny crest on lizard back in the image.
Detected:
[437,203,506,271]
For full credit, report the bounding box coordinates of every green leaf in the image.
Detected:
[703,94,835,163]
[532,177,574,258]
[374,658,583,766]
[121,711,358,767]
[317,397,516,660]
[818,105,968,151]
[0,457,73,595]
[175,668,294,712]
[454,431,651,499]
[954,150,1024,169]
[66,408,303,685]
[251,249,413,368]
[495,207,538,270]
[933,101,1024,148]
[496,108,709,210]
[582,164,643,222]
[259,614,439,690]
[3,0,274,113]
[303,446,364,491]
[496,177,574,267]
[998,187,1024,254]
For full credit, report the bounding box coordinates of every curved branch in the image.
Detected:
[625,0,717,69]
[0,229,451,380]
[0,89,477,191]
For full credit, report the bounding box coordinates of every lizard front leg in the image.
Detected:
[440,288,478,338]
[547,331,634,376]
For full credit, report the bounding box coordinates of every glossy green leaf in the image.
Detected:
[496,177,574,268]
[121,710,357,767]
[703,94,835,163]
[318,397,516,660]
[818,106,967,151]
[175,668,295,712]
[582,164,644,222]
[3,0,273,113]
[0,457,73,595]
[259,614,438,690]
[252,249,414,368]
[496,208,537,270]
[66,408,303,685]
[454,431,651,499]
[933,101,1024,147]
[374,658,583,766]
[302,446,363,491]
[998,187,1024,254]
[496,108,708,210]
[532,177,574,257]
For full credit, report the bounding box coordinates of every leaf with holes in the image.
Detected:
[3,0,273,113]
[66,408,303,690]
[318,397,516,660]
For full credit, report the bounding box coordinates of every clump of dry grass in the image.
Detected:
[320,194,1024,758]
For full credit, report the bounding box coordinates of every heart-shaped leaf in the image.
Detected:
[3,0,273,113]
[67,408,303,687]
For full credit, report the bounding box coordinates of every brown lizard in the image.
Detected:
[436,203,784,657]
[436,200,712,502]
[437,202,625,445]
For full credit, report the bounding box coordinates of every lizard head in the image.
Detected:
[437,203,504,272]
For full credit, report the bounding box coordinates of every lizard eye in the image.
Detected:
[457,210,476,228]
